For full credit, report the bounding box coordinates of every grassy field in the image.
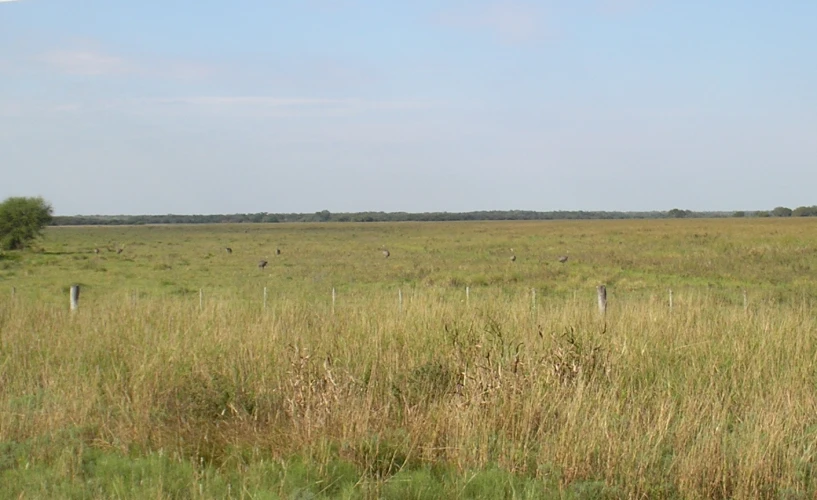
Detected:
[2,218,817,498]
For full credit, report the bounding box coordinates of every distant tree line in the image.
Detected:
[48,206,817,226]
[744,206,817,218]
[48,209,713,225]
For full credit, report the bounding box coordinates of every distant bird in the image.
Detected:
[275,248,281,256]
[258,260,268,269]
[382,249,390,258]
[224,247,232,254]
[117,248,123,255]
[93,248,100,254]
[558,255,569,263]
[510,248,516,262]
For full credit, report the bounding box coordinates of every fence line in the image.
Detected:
[2,284,804,315]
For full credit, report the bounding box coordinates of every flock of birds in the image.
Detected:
[509,248,568,264]
[94,244,570,268]
[256,248,282,269]
[248,247,568,270]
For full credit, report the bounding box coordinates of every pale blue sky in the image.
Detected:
[1,1,815,215]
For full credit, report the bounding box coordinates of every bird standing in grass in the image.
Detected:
[258,260,268,269]
[558,255,569,263]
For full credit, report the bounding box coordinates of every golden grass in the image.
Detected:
[2,219,817,497]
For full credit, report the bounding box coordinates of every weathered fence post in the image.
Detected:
[332,287,336,315]
[669,289,673,311]
[263,287,268,309]
[199,288,203,311]
[597,285,607,317]
[70,284,80,311]
[398,289,403,312]
[466,286,470,306]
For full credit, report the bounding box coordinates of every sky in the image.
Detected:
[1,1,815,215]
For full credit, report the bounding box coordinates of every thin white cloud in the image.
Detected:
[435,1,545,44]
[157,97,346,107]
[41,49,134,76]
[0,95,434,119]
[0,0,21,3]
[37,46,215,79]
[133,96,434,117]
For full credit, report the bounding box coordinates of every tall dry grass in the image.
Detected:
[2,286,816,498]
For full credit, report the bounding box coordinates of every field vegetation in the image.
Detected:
[2,218,817,498]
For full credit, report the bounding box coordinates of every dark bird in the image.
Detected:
[258,260,268,269]
[510,255,516,262]
[225,247,232,254]
[382,249,390,258]
[558,255,569,263]
[93,248,100,254]
[275,248,281,255]
[117,248,123,254]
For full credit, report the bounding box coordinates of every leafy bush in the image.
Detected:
[0,196,53,250]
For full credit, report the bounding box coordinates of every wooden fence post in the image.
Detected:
[332,288,336,315]
[263,287,268,309]
[466,286,470,306]
[398,289,403,312]
[199,288,203,311]
[70,284,80,311]
[669,289,673,311]
[597,285,607,317]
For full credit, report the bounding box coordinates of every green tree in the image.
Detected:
[792,206,817,217]
[732,211,746,218]
[771,206,792,217]
[667,208,691,218]
[0,197,54,250]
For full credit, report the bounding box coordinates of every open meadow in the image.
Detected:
[2,218,817,498]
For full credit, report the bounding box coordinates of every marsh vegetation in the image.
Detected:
[2,219,817,498]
